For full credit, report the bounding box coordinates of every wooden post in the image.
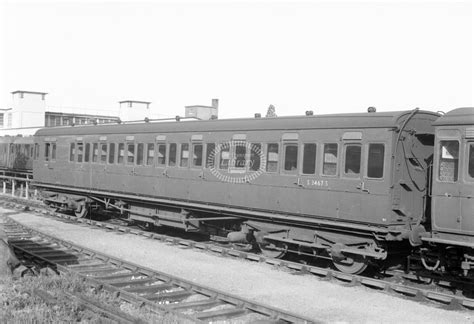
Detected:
[11,180,15,197]
[25,181,29,200]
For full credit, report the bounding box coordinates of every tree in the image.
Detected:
[265,104,277,117]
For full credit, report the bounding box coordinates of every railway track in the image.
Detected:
[1,196,474,312]
[1,215,314,323]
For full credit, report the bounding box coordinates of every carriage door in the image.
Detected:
[461,137,474,234]
[432,132,462,232]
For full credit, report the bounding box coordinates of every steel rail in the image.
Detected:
[1,197,474,311]
[1,216,314,324]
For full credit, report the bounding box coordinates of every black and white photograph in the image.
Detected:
[0,0,473,322]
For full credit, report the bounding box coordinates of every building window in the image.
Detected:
[302,144,317,174]
[284,144,298,172]
[323,144,338,176]
[266,143,279,172]
[0,113,3,128]
[180,143,189,167]
[344,144,361,176]
[438,140,459,182]
[193,144,203,167]
[367,144,385,178]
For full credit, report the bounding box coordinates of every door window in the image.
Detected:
[468,143,474,179]
[302,143,317,174]
[367,144,384,179]
[323,143,338,176]
[284,144,298,172]
[438,140,459,182]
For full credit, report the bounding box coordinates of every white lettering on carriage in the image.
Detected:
[305,179,329,187]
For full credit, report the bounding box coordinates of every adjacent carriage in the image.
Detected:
[0,136,34,173]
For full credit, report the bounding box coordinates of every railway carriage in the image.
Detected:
[33,108,441,274]
[0,136,34,173]
[418,108,474,275]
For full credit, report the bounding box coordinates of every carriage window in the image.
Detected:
[219,144,230,169]
[45,143,50,161]
[77,143,84,163]
[206,143,216,168]
[344,144,361,176]
[85,143,91,162]
[468,143,474,179]
[169,143,177,166]
[147,143,155,166]
[24,144,31,157]
[266,143,279,172]
[137,143,144,165]
[367,144,384,178]
[180,143,189,167]
[157,144,166,166]
[302,143,317,174]
[323,144,338,176]
[100,144,107,163]
[233,142,246,169]
[51,144,56,161]
[34,143,39,160]
[92,143,99,163]
[69,143,75,162]
[284,144,298,172]
[127,144,135,164]
[193,144,203,167]
[108,143,115,164]
[118,143,125,164]
[438,140,459,182]
[250,143,261,171]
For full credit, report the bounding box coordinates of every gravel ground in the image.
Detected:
[2,207,473,323]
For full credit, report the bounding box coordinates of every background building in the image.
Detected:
[185,99,218,120]
[0,90,220,136]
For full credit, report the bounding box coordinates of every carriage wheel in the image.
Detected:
[74,203,88,218]
[332,253,369,274]
[258,241,287,259]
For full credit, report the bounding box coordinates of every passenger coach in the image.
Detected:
[33,109,439,274]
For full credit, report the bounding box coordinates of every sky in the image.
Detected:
[0,0,472,119]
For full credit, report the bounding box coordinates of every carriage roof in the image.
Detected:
[35,109,440,136]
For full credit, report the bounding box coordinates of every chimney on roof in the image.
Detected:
[212,99,219,109]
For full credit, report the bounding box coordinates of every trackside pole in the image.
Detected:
[11,181,15,197]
